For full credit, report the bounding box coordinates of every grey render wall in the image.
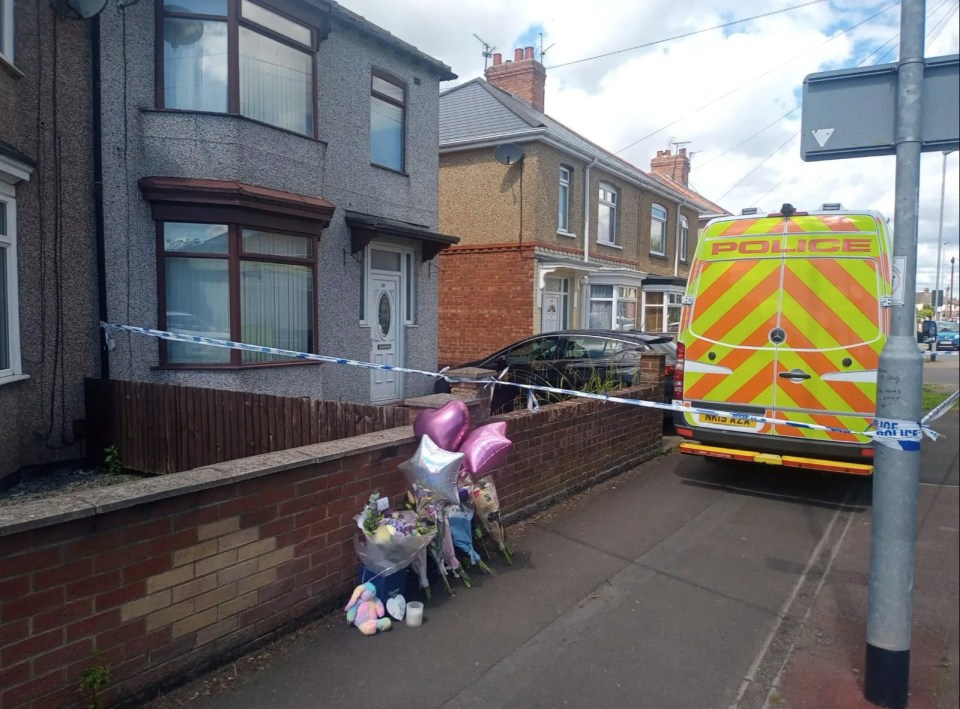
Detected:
[97,1,445,403]
[0,4,100,478]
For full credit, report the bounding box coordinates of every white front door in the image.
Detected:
[542,293,561,332]
[369,272,402,402]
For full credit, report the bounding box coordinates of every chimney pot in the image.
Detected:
[492,52,502,65]
[525,46,534,60]
[514,48,524,61]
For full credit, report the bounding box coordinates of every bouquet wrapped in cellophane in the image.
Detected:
[353,492,435,577]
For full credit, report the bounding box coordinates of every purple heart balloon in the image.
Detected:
[460,422,512,477]
[413,399,470,451]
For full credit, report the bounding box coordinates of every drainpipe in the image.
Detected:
[582,157,599,264]
[92,17,109,379]
[581,157,599,328]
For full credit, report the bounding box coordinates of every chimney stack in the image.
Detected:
[650,147,691,187]
[485,45,547,113]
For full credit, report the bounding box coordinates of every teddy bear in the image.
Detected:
[344,582,392,635]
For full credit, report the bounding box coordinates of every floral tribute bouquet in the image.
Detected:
[401,400,515,593]
[353,492,435,581]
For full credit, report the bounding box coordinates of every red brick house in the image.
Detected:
[437,47,728,366]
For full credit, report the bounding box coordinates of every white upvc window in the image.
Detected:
[679,215,689,263]
[558,166,571,233]
[0,185,23,383]
[0,0,13,64]
[650,203,667,256]
[597,182,618,245]
[642,290,683,332]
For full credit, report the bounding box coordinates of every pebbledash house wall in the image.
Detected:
[0,3,100,478]
[97,1,446,404]
[0,374,663,709]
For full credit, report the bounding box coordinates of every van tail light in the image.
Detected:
[674,342,685,400]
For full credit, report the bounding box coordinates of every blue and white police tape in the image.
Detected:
[101,322,953,451]
[921,349,960,357]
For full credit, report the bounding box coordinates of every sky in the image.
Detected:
[341,0,960,297]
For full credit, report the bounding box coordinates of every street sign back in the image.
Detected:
[800,54,959,161]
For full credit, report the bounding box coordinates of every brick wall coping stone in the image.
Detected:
[0,426,417,538]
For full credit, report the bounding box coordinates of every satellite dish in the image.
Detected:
[494,143,525,166]
[49,0,109,20]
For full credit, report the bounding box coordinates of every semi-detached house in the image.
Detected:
[99,0,458,407]
[437,47,728,367]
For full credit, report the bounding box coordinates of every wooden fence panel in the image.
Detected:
[84,379,410,474]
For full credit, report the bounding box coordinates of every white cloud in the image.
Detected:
[342,0,960,293]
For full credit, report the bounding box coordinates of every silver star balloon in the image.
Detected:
[398,435,463,504]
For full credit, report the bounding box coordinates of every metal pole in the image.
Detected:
[950,256,956,320]
[930,153,951,360]
[865,0,925,706]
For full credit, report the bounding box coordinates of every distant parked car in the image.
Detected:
[436,330,676,415]
[936,321,959,351]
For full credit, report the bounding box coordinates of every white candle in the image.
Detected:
[405,601,424,627]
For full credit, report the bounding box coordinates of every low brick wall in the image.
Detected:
[0,383,662,708]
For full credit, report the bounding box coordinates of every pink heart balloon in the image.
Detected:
[413,399,470,451]
[460,422,512,477]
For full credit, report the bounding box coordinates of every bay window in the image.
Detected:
[643,291,683,332]
[159,0,319,137]
[588,284,638,330]
[162,223,315,365]
[140,177,334,367]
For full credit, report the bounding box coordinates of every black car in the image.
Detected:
[436,330,677,415]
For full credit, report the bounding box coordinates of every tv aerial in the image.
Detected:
[473,34,496,71]
[49,0,109,19]
[494,143,525,166]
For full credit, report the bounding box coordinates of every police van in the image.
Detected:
[673,204,892,475]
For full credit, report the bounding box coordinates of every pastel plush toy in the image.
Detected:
[344,582,392,635]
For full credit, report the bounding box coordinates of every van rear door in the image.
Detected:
[770,215,888,445]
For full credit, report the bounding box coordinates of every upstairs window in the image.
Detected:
[597,182,618,245]
[370,71,406,171]
[558,166,571,233]
[0,189,21,382]
[650,203,667,256]
[679,215,689,263]
[0,0,13,64]
[160,0,317,137]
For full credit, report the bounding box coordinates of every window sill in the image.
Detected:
[370,163,409,177]
[649,252,668,259]
[557,230,577,238]
[0,373,30,387]
[0,55,23,79]
[154,360,322,371]
[596,241,623,249]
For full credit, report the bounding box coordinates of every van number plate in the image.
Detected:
[701,414,754,427]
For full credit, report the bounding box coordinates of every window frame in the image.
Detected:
[0,185,23,384]
[597,182,619,246]
[679,215,689,263]
[369,69,407,172]
[650,203,668,257]
[157,220,319,368]
[558,166,572,234]
[0,0,13,66]
[156,0,320,139]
